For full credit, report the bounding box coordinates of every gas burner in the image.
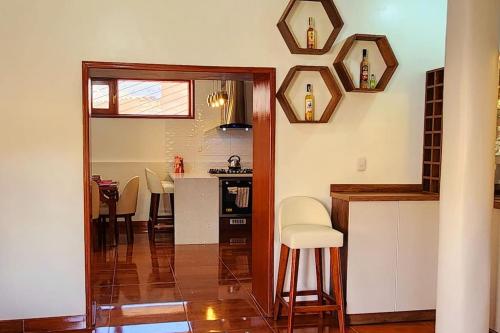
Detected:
[209,168,253,174]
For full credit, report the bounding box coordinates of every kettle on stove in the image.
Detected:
[227,155,241,170]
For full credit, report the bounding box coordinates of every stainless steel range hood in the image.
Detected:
[219,81,253,130]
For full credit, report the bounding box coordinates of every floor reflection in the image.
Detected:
[91,228,254,331]
[91,228,434,332]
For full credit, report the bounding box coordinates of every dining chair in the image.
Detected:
[91,180,104,248]
[100,176,140,243]
[145,168,175,241]
[91,180,101,221]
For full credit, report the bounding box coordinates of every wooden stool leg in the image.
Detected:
[330,247,345,333]
[151,193,160,241]
[148,193,154,238]
[169,193,175,220]
[274,244,290,320]
[287,248,300,333]
[314,248,324,318]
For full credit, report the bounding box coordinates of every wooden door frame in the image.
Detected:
[82,61,276,326]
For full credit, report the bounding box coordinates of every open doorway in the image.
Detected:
[82,62,276,328]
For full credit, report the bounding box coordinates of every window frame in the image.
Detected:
[90,77,195,119]
[90,79,117,116]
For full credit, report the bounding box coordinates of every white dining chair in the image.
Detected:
[100,176,140,243]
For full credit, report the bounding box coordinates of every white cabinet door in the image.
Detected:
[347,202,399,314]
[396,201,439,311]
[174,178,219,244]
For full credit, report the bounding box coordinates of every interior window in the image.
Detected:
[91,80,115,115]
[118,80,190,117]
[91,83,110,109]
[91,78,193,119]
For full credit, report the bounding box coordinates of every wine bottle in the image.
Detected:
[305,84,314,121]
[307,17,316,49]
[360,49,369,89]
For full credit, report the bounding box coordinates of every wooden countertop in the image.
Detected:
[330,184,439,202]
[331,185,499,207]
[331,191,439,202]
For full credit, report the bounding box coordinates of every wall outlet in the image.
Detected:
[357,157,367,172]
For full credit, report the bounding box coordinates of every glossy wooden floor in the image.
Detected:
[91,230,435,333]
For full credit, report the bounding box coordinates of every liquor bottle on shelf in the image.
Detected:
[369,74,376,89]
[305,84,314,122]
[360,49,369,89]
[307,17,316,49]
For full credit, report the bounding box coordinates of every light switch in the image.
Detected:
[357,157,367,171]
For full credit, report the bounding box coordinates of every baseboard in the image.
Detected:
[347,310,435,325]
[0,314,86,332]
[491,329,498,333]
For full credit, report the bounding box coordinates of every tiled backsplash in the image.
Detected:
[164,80,253,172]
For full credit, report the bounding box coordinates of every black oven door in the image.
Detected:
[219,177,252,217]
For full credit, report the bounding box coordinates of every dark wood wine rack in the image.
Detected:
[422,68,444,193]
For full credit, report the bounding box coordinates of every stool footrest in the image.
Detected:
[295,304,340,313]
[280,290,336,303]
[281,290,320,297]
[276,296,340,314]
[277,290,339,314]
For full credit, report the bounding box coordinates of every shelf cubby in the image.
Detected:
[333,34,399,92]
[422,67,445,193]
[277,65,343,123]
[277,0,344,55]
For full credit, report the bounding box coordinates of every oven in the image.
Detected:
[219,177,252,241]
[220,177,252,217]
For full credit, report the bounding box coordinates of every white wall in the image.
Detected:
[0,0,447,319]
[90,80,252,221]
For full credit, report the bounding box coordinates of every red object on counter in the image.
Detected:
[174,155,184,173]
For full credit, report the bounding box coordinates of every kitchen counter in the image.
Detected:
[331,191,439,202]
[330,184,439,321]
[169,172,253,179]
[170,173,219,244]
[330,183,439,202]
[209,173,253,178]
[169,172,213,179]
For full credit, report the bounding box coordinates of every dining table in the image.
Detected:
[97,180,119,247]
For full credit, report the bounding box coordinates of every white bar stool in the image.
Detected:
[274,196,345,333]
[145,168,175,240]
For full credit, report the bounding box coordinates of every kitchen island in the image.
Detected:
[170,172,219,244]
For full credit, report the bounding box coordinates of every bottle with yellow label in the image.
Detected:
[305,84,314,121]
[360,49,369,89]
[307,17,316,49]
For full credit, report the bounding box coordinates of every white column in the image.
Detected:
[436,0,499,332]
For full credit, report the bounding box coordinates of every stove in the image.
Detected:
[209,168,253,175]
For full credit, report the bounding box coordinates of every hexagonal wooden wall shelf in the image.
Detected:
[277,0,344,55]
[333,34,399,92]
[277,66,342,123]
